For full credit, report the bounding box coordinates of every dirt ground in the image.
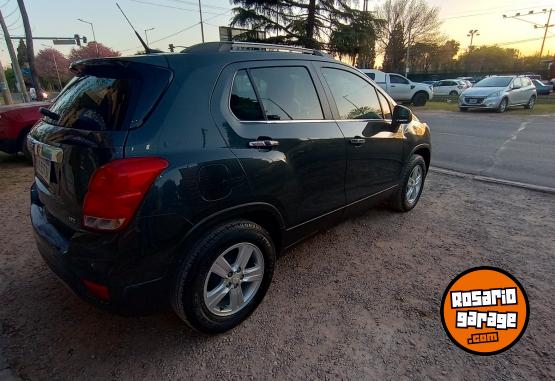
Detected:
[0,154,554,380]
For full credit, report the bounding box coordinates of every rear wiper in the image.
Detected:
[40,107,60,121]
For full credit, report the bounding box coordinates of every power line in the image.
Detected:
[130,0,225,16]
[165,0,229,12]
[441,4,555,20]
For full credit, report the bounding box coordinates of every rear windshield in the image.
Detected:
[48,76,131,131]
[475,77,512,88]
[44,61,172,131]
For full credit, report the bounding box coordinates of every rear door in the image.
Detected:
[213,61,346,227]
[388,74,413,101]
[317,64,404,202]
[29,59,172,231]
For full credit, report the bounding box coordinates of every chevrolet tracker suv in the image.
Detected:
[29,42,431,333]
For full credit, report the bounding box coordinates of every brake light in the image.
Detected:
[82,157,169,231]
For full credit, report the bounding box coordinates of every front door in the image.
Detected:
[317,65,404,202]
[212,62,346,227]
[388,74,413,101]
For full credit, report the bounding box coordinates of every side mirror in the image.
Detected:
[392,104,413,124]
[512,84,521,90]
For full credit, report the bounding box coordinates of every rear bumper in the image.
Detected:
[0,138,19,154]
[30,183,170,314]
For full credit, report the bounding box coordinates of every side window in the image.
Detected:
[322,68,382,120]
[230,70,264,121]
[365,72,376,80]
[249,66,323,120]
[522,78,531,86]
[513,78,522,88]
[377,92,392,120]
[390,75,409,84]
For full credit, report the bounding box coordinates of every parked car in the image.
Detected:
[420,80,438,86]
[459,75,537,112]
[28,42,432,333]
[532,79,552,95]
[432,79,471,96]
[0,101,49,161]
[358,69,433,106]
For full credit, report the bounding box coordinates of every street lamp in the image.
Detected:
[144,27,155,45]
[41,44,63,91]
[77,18,99,57]
[467,29,480,49]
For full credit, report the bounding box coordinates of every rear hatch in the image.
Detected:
[29,57,172,232]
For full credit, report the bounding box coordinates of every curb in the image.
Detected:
[430,167,555,195]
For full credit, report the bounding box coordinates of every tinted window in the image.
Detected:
[322,68,382,120]
[377,92,392,119]
[47,76,132,131]
[365,72,376,80]
[249,67,323,120]
[230,70,264,121]
[390,75,409,84]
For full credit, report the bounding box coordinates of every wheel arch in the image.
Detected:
[411,144,431,170]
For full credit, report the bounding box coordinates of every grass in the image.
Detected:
[411,101,555,115]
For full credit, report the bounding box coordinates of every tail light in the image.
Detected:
[83,157,169,231]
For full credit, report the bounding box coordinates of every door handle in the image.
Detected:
[350,138,366,145]
[248,140,280,148]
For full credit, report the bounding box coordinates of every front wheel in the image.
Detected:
[497,98,508,113]
[172,220,275,333]
[524,95,536,109]
[449,90,459,96]
[390,154,427,212]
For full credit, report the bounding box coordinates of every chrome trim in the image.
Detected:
[28,136,63,163]
[248,140,279,148]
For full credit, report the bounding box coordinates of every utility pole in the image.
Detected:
[0,58,13,105]
[17,0,44,100]
[363,0,369,12]
[144,27,155,45]
[77,18,99,57]
[467,29,479,49]
[405,29,411,77]
[198,0,205,43]
[41,44,62,91]
[0,9,29,102]
[503,9,554,61]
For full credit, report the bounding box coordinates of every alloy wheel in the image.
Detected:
[406,165,423,205]
[203,242,265,317]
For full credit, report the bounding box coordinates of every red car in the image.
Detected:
[0,101,49,160]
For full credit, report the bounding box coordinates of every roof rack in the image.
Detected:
[182,41,327,57]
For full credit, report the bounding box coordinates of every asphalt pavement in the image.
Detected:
[414,109,555,189]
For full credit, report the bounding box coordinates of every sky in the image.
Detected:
[0,0,553,65]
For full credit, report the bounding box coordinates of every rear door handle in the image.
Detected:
[248,140,280,148]
[350,138,366,145]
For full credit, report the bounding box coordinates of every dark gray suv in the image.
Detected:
[28,42,431,333]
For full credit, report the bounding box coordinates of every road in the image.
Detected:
[414,110,555,189]
[1,158,554,380]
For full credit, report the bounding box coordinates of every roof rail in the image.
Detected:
[182,41,327,57]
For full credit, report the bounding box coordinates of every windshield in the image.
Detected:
[474,77,513,88]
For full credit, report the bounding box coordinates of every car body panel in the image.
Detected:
[459,76,536,110]
[0,101,48,154]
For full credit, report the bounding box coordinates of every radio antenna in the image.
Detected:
[116,3,160,54]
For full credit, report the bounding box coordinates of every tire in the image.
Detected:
[496,98,508,113]
[459,107,468,112]
[412,92,428,107]
[171,220,276,333]
[20,131,32,163]
[390,154,427,213]
[524,95,536,109]
[449,90,458,96]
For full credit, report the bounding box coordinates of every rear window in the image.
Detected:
[44,61,172,131]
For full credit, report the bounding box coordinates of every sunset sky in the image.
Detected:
[0,0,553,64]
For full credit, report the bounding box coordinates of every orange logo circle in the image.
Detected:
[441,267,529,355]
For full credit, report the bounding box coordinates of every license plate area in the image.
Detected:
[468,98,478,104]
[35,156,51,184]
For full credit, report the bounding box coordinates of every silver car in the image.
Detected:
[459,75,537,113]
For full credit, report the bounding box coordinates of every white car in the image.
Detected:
[433,79,471,96]
[359,69,433,106]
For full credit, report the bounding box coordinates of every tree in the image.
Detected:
[35,48,71,91]
[4,68,16,92]
[457,46,520,73]
[230,0,354,49]
[68,42,120,62]
[329,11,382,67]
[17,0,44,99]
[16,39,28,67]
[377,0,442,73]
[407,39,459,72]
[382,21,405,72]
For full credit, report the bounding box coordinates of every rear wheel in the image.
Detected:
[172,220,275,333]
[390,154,427,212]
[412,92,428,107]
[524,95,536,109]
[449,90,458,96]
[497,98,508,113]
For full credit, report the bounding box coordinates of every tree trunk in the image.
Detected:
[17,0,44,100]
[304,0,317,48]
